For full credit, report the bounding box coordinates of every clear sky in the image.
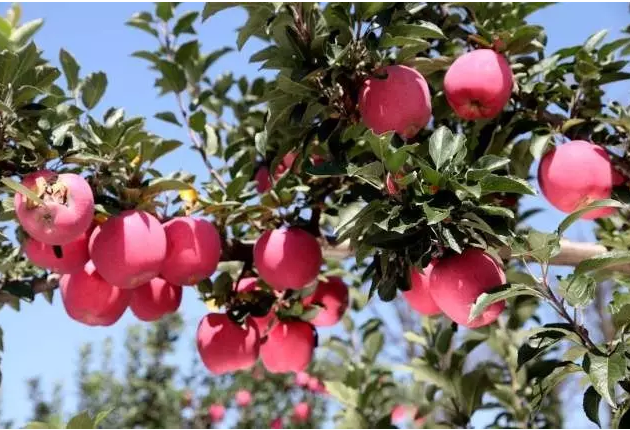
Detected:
[1,2,629,428]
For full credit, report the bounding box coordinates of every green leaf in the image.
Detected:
[422,203,450,225]
[337,408,369,429]
[557,199,625,234]
[380,34,430,50]
[80,72,107,110]
[205,125,218,156]
[254,130,267,155]
[574,251,630,276]
[609,291,630,329]
[363,330,384,362]
[558,273,596,308]
[226,175,249,198]
[156,60,186,93]
[356,2,389,19]
[410,363,455,395]
[517,324,581,369]
[583,386,602,428]
[583,345,625,407]
[173,11,199,36]
[277,75,315,97]
[59,49,80,91]
[189,110,205,132]
[1,177,45,206]
[126,17,158,37]
[66,411,95,429]
[144,178,192,195]
[324,381,359,408]
[154,111,181,126]
[9,19,43,46]
[469,284,544,322]
[458,369,490,417]
[529,134,552,159]
[175,40,200,65]
[407,56,452,76]
[585,29,608,52]
[93,409,113,428]
[24,422,51,429]
[480,174,536,195]
[387,22,444,39]
[347,161,384,189]
[429,126,465,170]
[156,2,174,21]
[202,3,235,21]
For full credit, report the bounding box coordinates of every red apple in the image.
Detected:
[292,402,311,424]
[538,140,623,219]
[196,313,260,374]
[255,166,272,193]
[129,277,182,322]
[14,170,94,245]
[207,404,225,423]
[359,65,432,138]
[160,217,221,286]
[444,49,513,120]
[260,320,315,373]
[254,228,322,291]
[429,248,506,328]
[402,262,441,316]
[89,210,167,289]
[303,277,349,326]
[235,389,252,407]
[24,229,90,274]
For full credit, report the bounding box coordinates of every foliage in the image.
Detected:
[1,1,630,428]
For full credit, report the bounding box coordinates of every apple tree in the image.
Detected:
[3,2,630,428]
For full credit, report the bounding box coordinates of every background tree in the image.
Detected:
[2,2,630,429]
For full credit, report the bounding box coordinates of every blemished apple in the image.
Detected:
[254,228,322,291]
[24,229,90,274]
[444,49,513,120]
[429,248,506,328]
[61,261,130,326]
[196,313,260,374]
[538,140,624,219]
[160,217,222,286]
[359,65,432,138]
[129,277,182,322]
[260,320,315,373]
[89,210,167,289]
[14,170,94,245]
[402,262,441,316]
[292,402,311,423]
[302,276,349,326]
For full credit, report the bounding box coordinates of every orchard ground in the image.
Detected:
[0,2,629,428]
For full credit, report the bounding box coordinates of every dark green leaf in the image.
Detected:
[66,411,95,429]
[583,386,602,428]
[59,49,80,91]
[429,126,464,170]
[173,11,199,36]
[144,178,193,195]
[154,111,181,126]
[80,72,107,110]
[422,203,450,225]
[156,2,174,21]
[202,2,236,21]
[189,110,205,132]
[387,22,444,39]
[156,60,186,93]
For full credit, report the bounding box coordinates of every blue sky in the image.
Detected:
[1,2,629,428]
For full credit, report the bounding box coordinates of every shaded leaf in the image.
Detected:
[80,72,107,110]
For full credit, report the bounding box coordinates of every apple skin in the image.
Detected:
[429,248,506,328]
[260,320,315,374]
[538,140,623,219]
[255,166,272,193]
[254,228,322,291]
[89,210,167,289]
[129,277,182,322]
[402,261,442,316]
[292,402,311,424]
[15,170,94,245]
[359,65,432,138]
[196,313,260,375]
[444,49,513,120]
[24,229,91,274]
[302,276,349,326]
[235,389,252,407]
[160,217,222,286]
[60,261,130,327]
[207,404,225,423]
